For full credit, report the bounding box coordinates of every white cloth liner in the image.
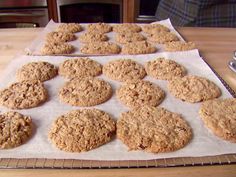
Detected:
[0,50,235,161]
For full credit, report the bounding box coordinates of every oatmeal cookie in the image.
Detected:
[115,32,145,44]
[41,42,74,55]
[199,98,236,143]
[165,41,196,52]
[0,111,32,149]
[117,106,192,153]
[17,61,58,82]
[168,75,221,103]
[116,80,165,108]
[56,23,83,33]
[121,41,157,55]
[0,80,47,109]
[59,77,112,106]
[49,109,116,152]
[145,58,186,80]
[80,42,121,55]
[103,59,146,82]
[59,58,102,79]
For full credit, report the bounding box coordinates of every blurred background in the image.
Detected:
[0,0,235,28]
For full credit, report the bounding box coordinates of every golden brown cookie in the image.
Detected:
[165,41,196,52]
[40,42,75,55]
[113,23,142,33]
[17,61,58,82]
[78,32,108,43]
[59,77,112,106]
[147,31,179,44]
[0,80,47,109]
[145,58,186,80]
[116,80,165,108]
[117,106,192,153]
[103,59,146,82]
[0,111,32,149]
[87,23,112,33]
[142,24,170,34]
[168,75,221,103]
[80,42,121,55]
[48,109,116,152]
[56,23,83,33]
[199,98,236,143]
[46,31,76,43]
[115,32,145,44]
[59,58,102,79]
[121,41,157,55]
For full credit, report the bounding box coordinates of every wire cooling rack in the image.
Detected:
[0,154,236,169]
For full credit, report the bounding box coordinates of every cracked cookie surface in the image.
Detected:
[117,106,192,153]
[145,58,186,80]
[0,111,32,149]
[199,98,236,143]
[17,61,58,82]
[59,58,102,79]
[0,80,47,109]
[168,75,221,103]
[49,109,116,152]
[59,77,112,106]
[103,59,146,82]
[116,80,165,108]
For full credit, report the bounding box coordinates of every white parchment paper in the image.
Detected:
[0,50,235,160]
[25,19,184,56]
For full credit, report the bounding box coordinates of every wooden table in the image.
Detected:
[0,27,236,177]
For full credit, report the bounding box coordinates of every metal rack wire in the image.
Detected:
[0,154,236,169]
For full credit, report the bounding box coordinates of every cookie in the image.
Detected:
[87,23,112,33]
[103,59,146,82]
[121,41,157,55]
[116,80,165,108]
[49,109,116,152]
[165,41,196,52]
[59,77,112,106]
[113,23,142,33]
[142,24,170,34]
[59,58,102,79]
[0,111,32,149]
[80,42,121,55]
[56,23,83,33]
[115,32,145,44]
[147,31,179,44]
[199,98,236,143]
[46,31,76,43]
[0,80,47,109]
[17,61,58,82]
[79,32,108,43]
[41,42,74,55]
[117,106,192,153]
[168,75,221,103]
[145,58,186,80]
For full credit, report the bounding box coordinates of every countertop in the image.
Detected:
[0,27,236,177]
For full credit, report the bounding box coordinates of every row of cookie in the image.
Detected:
[0,106,191,154]
[15,57,184,82]
[41,39,196,55]
[1,57,222,109]
[45,28,179,44]
[2,97,235,152]
[54,22,171,35]
[45,26,180,45]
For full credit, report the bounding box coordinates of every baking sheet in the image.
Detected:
[25,19,184,55]
[0,50,235,161]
